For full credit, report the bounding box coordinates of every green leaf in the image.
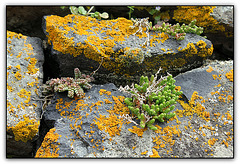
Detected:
[148,119,155,125]
[78,6,87,15]
[100,12,109,19]
[154,15,161,21]
[94,12,100,19]
[149,125,158,131]
[149,9,157,15]
[166,112,175,119]
[140,121,145,128]
[69,6,79,15]
[127,6,135,11]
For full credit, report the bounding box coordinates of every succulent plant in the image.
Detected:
[119,68,182,131]
[44,68,94,98]
[150,19,204,40]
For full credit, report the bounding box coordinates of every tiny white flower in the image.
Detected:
[155,6,161,11]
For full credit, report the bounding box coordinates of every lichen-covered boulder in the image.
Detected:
[173,60,233,158]
[7,31,44,157]
[36,59,233,158]
[171,6,233,58]
[42,14,213,86]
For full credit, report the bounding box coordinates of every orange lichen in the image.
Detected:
[45,14,213,76]
[206,66,214,73]
[94,114,123,137]
[208,138,218,147]
[221,140,229,148]
[173,6,225,33]
[128,126,147,137]
[225,69,233,82]
[104,99,112,104]
[141,150,148,155]
[10,115,39,143]
[17,89,31,104]
[149,149,160,158]
[176,91,210,122]
[99,89,112,96]
[212,74,222,80]
[94,95,129,137]
[35,128,60,158]
[7,31,41,130]
[227,95,233,103]
[178,41,213,59]
[14,71,22,80]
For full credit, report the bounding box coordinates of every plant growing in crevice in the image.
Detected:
[43,68,94,98]
[43,58,103,98]
[127,6,135,19]
[119,67,182,131]
[69,6,109,19]
[150,19,204,40]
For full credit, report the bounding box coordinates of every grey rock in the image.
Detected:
[207,6,233,58]
[42,15,213,87]
[7,31,44,157]
[210,6,233,27]
[175,64,220,100]
[37,59,233,158]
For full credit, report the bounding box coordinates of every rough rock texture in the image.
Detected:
[210,6,233,27]
[7,6,69,39]
[42,14,213,87]
[7,31,44,157]
[208,6,233,59]
[162,6,234,59]
[36,60,233,158]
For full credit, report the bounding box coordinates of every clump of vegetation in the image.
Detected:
[119,68,182,131]
[43,68,94,98]
[69,6,109,19]
[150,19,204,40]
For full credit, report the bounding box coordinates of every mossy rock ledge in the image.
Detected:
[7,31,44,157]
[42,14,213,86]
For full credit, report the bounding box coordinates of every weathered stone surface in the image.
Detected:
[175,63,220,100]
[7,6,69,39]
[207,6,234,58]
[210,6,233,27]
[42,14,213,86]
[7,31,44,157]
[36,60,233,158]
[169,6,233,59]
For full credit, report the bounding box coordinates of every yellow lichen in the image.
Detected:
[94,114,123,137]
[225,69,233,82]
[94,96,129,137]
[176,91,210,122]
[14,71,22,80]
[99,89,112,96]
[149,149,160,158]
[35,128,59,158]
[11,115,39,143]
[173,6,225,33]
[208,138,218,147]
[128,126,147,137]
[141,150,148,155]
[206,66,214,73]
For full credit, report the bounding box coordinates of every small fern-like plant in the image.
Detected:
[119,67,182,131]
